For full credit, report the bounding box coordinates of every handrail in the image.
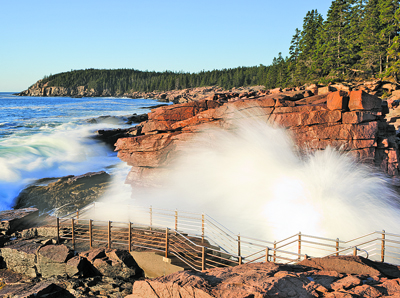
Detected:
[58,202,400,269]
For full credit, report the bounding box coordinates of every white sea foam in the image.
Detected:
[96,114,400,243]
[0,122,123,210]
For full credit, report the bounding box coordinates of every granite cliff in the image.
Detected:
[114,81,400,191]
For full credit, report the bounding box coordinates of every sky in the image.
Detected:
[0,0,332,92]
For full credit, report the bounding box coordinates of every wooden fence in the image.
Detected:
[55,203,400,271]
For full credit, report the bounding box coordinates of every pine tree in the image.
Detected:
[320,0,353,76]
[359,0,385,76]
[296,10,324,80]
[386,8,400,81]
[378,0,400,71]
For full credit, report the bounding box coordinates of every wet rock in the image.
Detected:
[13,171,111,214]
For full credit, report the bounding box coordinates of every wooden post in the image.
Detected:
[71,218,75,251]
[336,238,339,256]
[237,235,241,257]
[128,222,132,253]
[202,246,206,271]
[76,208,79,219]
[298,232,301,260]
[265,247,270,262]
[150,206,152,231]
[273,241,277,262]
[304,254,308,260]
[353,246,357,256]
[381,230,385,263]
[108,221,111,249]
[89,219,93,248]
[165,228,169,258]
[175,210,178,234]
[56,218,60,244]
[201,214,205,243]
[238,256,243,265]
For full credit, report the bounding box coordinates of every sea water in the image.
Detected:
[0,92,164,210]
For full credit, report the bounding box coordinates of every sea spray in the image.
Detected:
[95,114,400,243]
[0,122,122,210]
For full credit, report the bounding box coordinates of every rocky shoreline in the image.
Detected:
[16,80,265,104]
[8,79,400,297]
[1,208,400,297]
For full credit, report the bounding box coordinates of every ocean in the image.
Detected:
[0,92,164,211]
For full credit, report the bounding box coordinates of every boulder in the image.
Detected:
[298,256,382,277]
[348,90,382,111]
[66,256,96,278]
[88,249,144,281]
[13,171,111,215]
[0,280,74,298]
[130,258,400,298]
[0,208,39,235]
[327,90,349,111]
[37,244,73,278]
[0,240,41,278]
[318,85,332,95]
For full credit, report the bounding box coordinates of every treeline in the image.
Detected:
[279,0,400,87]
[41,67,270,93]
[40,0,399,93]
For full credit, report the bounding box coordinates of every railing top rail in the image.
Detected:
[379,231,400,238]
[300,234,343,243]
[340,232,378,244]
[274,233,300,245]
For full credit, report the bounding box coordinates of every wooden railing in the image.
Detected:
[55,203,400,271]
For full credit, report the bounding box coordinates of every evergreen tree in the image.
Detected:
[320,0,353,76]
[359,0,385,76]
[296,10,324,80]
[386,8,400,81]
[378,0,400,70]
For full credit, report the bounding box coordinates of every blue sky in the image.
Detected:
[1,0,332,92]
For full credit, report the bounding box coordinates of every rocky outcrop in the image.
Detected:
[0,208,39,235]
[115,87,400,189]
[129,256,400,298]
[13,171,111,214]
[0,238,143,297]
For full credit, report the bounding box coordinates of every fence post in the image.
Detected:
[273,241,277,262]
[265,247,270,262]
[71,218,75,251]
[150,206,152,231]
[239,256,243,265]
[237,235,241,257]
[175,210,178,234]
[108,221,111,249]
[89,219,93,248]
[201,214,205,243]
[128,222,132,253]
[165,228,169,259]
[298,232,301,260]
[353,246,357,256]
[336,238,339,256]
[56,218,60,244]
[381,230,385,263]
[202,246,206,271]
[76,208,79,220]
